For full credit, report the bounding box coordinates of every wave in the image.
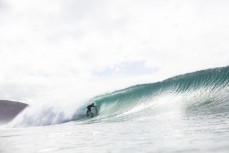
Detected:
[9,66,229,127]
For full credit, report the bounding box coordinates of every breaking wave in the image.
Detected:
[9,66,229,127]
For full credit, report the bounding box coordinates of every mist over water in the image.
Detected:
[1,66,229,153]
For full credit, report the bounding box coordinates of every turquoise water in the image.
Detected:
[1,66,229,153]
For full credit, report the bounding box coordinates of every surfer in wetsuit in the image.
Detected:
[86,103,98,117]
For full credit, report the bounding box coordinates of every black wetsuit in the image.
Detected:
[87,104,95,117]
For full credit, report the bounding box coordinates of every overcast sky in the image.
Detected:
[0,0,229,104]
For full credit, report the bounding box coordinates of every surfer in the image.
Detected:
[86,103,98,117]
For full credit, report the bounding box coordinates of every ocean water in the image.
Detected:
[1,66,229,153]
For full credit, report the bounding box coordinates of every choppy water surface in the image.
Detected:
[1,113,229,153]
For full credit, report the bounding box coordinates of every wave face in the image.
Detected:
[90,66,229,121]
[9,66,229,127]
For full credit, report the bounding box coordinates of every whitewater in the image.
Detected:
[1,66,229,153]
